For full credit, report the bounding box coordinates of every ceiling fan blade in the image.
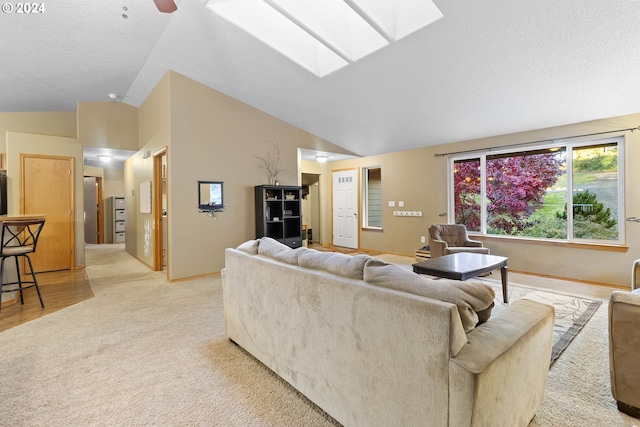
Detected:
[153,0,177,13]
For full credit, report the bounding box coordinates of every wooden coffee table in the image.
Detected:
[412,252,509,303]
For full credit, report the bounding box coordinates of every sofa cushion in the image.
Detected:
[363,258,496,332]
[236,239,259,254]
[298,250,371,280]
[257,237,306,265]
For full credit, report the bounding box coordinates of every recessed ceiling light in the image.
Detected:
[316,155,328,163]
[98,155,113,162]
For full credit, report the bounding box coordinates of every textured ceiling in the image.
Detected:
[3,0,640,158]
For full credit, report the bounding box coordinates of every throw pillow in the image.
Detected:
[298,250,371,280]
[257,237,303,265]
[363,258,495,332]
[236,239,259,254]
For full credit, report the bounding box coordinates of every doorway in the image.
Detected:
[153,148,168,273]
[301,173,321,246]
[83,176,104,244]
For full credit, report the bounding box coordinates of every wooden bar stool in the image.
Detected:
[0,218,46,312]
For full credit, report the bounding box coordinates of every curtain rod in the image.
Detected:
[433,125,640,158]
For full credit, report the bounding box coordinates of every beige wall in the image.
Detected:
[0,111,76,149]
[327,113,640,287]
[77,102,139,149]
[102,168,125,200]
[124,73,172,268]
[126,71,354,280]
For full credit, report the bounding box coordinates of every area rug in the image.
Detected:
[482,279,602,365]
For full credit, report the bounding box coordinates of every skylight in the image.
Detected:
[205,0,443,77]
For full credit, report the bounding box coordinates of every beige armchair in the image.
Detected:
[608,264,640,418]
[428,223,490,258]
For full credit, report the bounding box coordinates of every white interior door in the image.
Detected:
[333,169,358,249]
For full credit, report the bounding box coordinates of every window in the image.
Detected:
[450,137,623,243]
[363,167,382,228]
[452,158,481,232]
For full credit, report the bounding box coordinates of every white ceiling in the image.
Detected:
[3,0,640,159]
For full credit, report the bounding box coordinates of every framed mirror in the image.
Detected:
[198,181,224,212]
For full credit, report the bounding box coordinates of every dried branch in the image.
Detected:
[254,142,290,180]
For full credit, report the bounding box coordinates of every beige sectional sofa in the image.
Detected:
[222,238,555,427]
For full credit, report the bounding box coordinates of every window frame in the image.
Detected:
[447,136,625,245]
[362,166,383,230]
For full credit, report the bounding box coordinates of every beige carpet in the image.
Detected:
[0,246,636,426]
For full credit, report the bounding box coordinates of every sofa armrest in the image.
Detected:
[609,290,640,413]
[449,299,554,426]
[429,239,447,258]
[632,260,640,290]
[464,239,484,248]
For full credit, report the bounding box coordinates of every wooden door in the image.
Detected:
[22,155,74,272]
[153,148,167,273]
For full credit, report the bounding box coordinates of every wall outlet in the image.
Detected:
[421,236,426,243]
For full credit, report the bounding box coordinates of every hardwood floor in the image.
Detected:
[0,268,93,333]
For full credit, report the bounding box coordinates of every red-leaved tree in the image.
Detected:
[453,159,481,231]
[454,152,565,233]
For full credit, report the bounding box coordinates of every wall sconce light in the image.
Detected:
[98,155,112,163]
[316,155,328,163]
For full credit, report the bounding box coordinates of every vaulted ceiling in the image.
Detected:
[3,0,640,158]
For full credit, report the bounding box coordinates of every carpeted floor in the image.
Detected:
[0,245,636,426]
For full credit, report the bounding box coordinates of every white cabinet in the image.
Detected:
[105,196,126,244]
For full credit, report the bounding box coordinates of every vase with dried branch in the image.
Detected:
[254,142,289,185]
